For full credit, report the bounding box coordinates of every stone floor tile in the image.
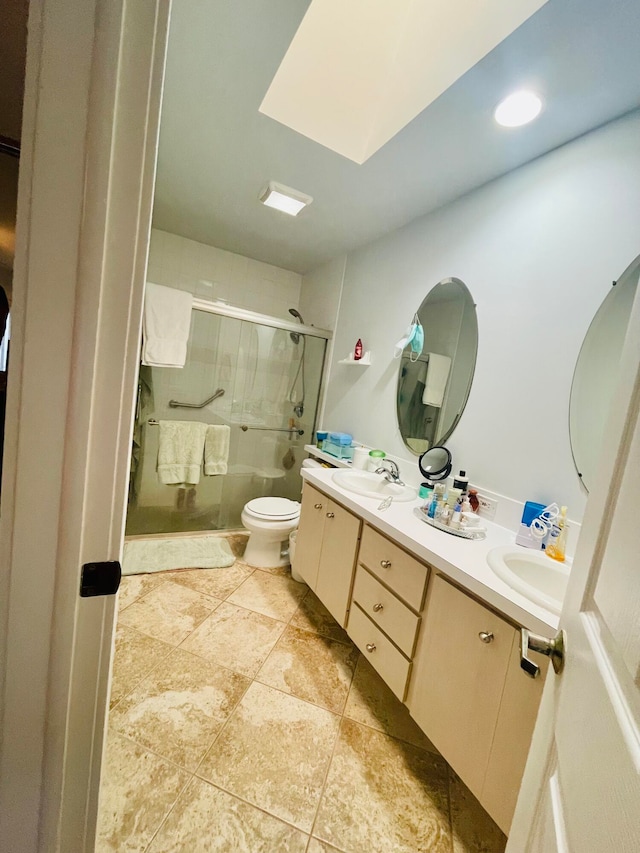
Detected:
[109,624,173,709]
[117,573,166,611]
[110,647,249,770]
[227,570,307,622]
[118,581,219,644]
[450,771,507,853]
[290,591,350,643]
[256,625,358,713]
[314,718,452,853]
[95,731,189,853]
[198,681,339,832]
[163,563,254,600]
[344,655,439,752]
[181,602,286,677]
[146,777,309,852]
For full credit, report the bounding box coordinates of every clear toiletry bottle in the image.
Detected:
[546,505,568,562]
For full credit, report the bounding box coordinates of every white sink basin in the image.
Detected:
[332,470,417,502]
[487,545,570,616]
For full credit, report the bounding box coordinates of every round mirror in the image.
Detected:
[569,253,640,490]
[418,446,452,481]
[396,278,478,455]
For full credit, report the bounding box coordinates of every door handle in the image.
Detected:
[520,628,566,678]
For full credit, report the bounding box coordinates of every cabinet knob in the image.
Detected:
[326,512,335,518]
[372,603,384,612]
[380,559,391,569]
[478,631,494,644]
[314,503,322,509]
[366,643,376,653]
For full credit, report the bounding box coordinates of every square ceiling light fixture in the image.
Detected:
[259,181,313,216]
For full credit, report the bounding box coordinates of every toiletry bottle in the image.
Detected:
[440,504,452,526]
[467,488,479,513]
[427,492,439,518]
[450,501,462,530]
[453,470,469,492]
[354,339,363,361]
[546,506,568,562]
[461,495,472,513]
[447,487,462,508]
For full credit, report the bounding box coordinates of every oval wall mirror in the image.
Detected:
[396,278,478,455]
[569,254,640,491]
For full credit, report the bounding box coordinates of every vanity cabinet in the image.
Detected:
[295,483,361,626]
[347,524,430,700]
[407,574,547,834]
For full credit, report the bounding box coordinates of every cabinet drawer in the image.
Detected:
[359,525,429,611]
[347,603,411,701]
[352,566,420,658]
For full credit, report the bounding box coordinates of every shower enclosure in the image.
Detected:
[126,300,328,536]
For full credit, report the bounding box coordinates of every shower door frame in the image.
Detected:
[191,297,332,343]
[130,300,331,535]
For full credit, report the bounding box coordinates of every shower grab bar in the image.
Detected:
[240,425,304,436]
[168,388,225,409]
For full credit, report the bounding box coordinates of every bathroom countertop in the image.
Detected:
[302,467,559,635]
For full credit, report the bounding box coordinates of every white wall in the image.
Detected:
[147,228,302,320]
[323,111,640,522]
[299,253,346,331]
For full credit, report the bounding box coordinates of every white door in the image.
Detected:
[508,279,640,850]
[0,2,170,851]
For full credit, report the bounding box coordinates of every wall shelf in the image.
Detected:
[338,351,371,366]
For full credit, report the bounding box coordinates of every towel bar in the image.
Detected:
[240,425,304,435]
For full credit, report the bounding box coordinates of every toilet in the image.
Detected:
[241,496,301,568]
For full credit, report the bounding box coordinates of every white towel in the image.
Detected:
[204,424,231,475]
[157,420,207,485]
[422,353,451,407]
[142,283,193,368]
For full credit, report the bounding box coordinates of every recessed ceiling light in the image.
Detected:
[494,90,542,128]
[259,181,313,216]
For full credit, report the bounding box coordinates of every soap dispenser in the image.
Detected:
[546,506,568,562]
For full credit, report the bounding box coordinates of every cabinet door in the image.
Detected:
[407,575,514,798]
[294,484,327,589]
[315,499,361,627]
[481,631,548,834]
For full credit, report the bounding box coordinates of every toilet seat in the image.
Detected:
[244,497,300,522]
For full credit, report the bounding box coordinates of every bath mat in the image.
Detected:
[122,535,235,576]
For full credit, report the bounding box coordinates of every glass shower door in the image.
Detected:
[126,309,326,536]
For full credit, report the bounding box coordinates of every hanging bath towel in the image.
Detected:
[157,420,208,485]
[204,424,231,475]
[422,353,451,407]
[142,282,193,368]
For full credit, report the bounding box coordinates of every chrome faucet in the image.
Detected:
[375,459,405,486]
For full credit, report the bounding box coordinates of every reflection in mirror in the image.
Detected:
[569,254,640,490]
[396,278,478,455]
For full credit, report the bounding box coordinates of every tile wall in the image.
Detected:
[147,228,302,320]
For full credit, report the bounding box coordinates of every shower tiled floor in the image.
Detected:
[98,545,507,853]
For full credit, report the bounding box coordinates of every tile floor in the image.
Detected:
[98,543,507,853]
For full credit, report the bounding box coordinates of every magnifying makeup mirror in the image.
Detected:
[418,446,452,481]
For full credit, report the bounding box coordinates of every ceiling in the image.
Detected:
[259,0,548,164]
[153,0,640,275]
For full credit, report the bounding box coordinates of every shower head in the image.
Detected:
[289,308,305,344]
[289,308,304,323]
